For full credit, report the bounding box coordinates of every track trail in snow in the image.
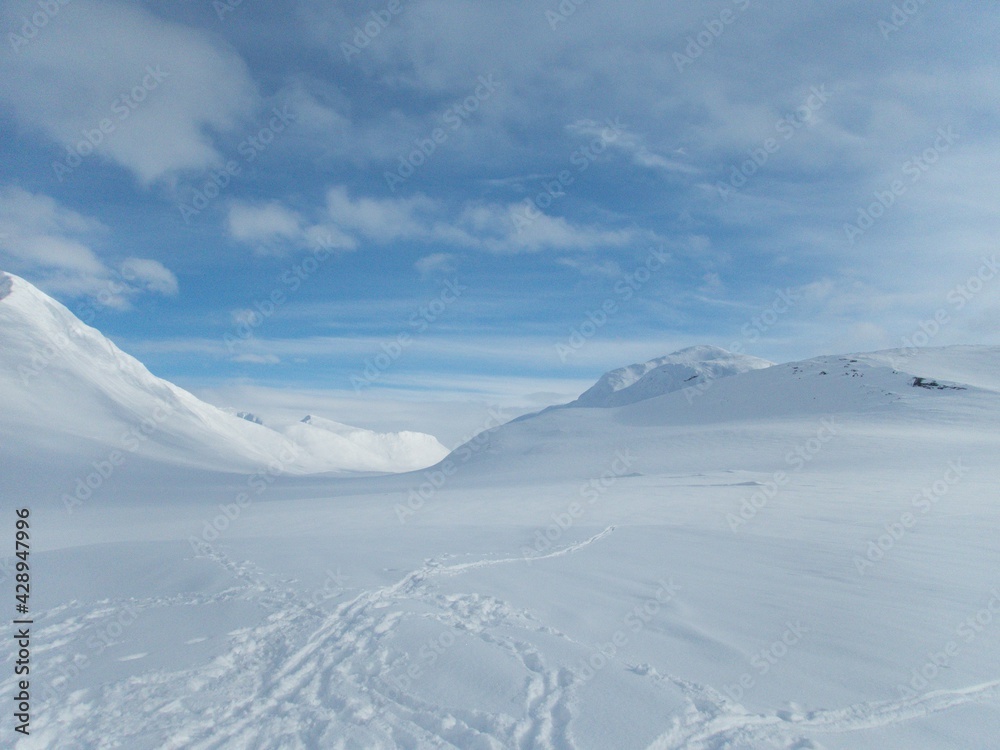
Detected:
[13,528,615,749]
[638,667,1000,750]
[9,523,999,749]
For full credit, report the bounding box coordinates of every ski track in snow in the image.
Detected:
[7,522,999,749]
[637,666,1000,750]
[12,528,615,749]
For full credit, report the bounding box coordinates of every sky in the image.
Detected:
[1,0,998,443]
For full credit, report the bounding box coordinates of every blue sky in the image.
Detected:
[2,0,998,442]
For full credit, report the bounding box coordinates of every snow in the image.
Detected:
[570,345,774,408]
[0,272,447,476]
[284,414,450,473]
[3,271,1000,748]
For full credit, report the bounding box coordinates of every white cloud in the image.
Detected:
[227,201,304,245]
[415,253,457,278]
[556,257,624,278]
[224,199,358,255]
[0,0,258,184]
[275,76,351,135]
[122,258,179,296]
[567,119,697,174]
[302,223,359,253]
[472,204,640,253]
[0,186,177,305]
[319,186,651,254]
[325,186,440,243]
[231,353,281,365]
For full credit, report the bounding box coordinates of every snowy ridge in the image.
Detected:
[571,345,774,408]
[443,344,1000,483]
[0,272,446,474]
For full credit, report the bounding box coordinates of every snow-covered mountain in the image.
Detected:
[0,271,446,476]
[444,343,1000,484]
[570,344,774,408]
[3,269,1000,749]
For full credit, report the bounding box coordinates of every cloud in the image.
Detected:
[556,257,624,278]
[698,272,724,296]
[0,186,177,305]
[567,119,698,174]
[0,0,258,184]
[415,253,457,278]
[227,201,304,245]
[126,332,698,375]
[224,199,358,254]
[318,186,650,253]
[467,204,641,253]
[231,353,281,365]
[121,258,179,296]
[325,186,441,244]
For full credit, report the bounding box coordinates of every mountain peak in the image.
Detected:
[572,345,774,408]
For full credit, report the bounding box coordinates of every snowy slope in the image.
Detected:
[0,272,445,476]
[444,345,1000,484]
[283,415,448,473]
[570,344,774,408]
[2,287,1000,749]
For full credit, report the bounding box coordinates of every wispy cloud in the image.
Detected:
[0,187,176,306]
[567,119,698,174]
